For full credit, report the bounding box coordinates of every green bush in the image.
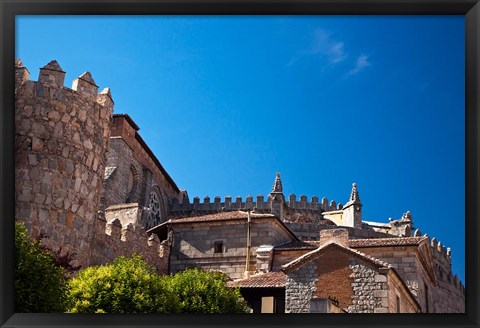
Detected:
[15,221,68,312]
[66,255,177,313]
[67,256,250,313]
[162,268,250,313]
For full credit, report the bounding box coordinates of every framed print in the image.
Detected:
[1,0,478,327]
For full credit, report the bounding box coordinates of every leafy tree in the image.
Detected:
[15,221,68,312]
[66,255,177,313]
[162,268,250,313]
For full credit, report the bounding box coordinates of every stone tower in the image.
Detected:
[342,182,363,228]
[15,59,114,267]
[269,172,286,220]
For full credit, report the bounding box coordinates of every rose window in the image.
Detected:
[146,191,162,229]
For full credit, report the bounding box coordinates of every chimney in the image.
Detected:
[256,245,274,273]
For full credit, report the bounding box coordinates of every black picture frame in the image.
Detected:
[1,1,478,327]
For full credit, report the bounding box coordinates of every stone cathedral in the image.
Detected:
[14,59,465,313]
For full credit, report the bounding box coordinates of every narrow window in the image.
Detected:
[396,295,400,313]
[261,296,275,313]
[214,241,223,253]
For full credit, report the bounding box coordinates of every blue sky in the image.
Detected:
[16,15,465,283]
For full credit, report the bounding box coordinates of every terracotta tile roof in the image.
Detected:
[281,242,392,273]
[349,236,427,248]
[228,271,286,288]
[274,241,318,250]
[167,211,276,224]
[147,211,299,241]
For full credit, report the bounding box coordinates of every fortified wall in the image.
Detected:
[90,204,170,273]
[170,193,343,241]
[14,59,168,272]
[169,178,366,240]
[15,59,112,266]
[428,236,465,312]
[171,194,342,214]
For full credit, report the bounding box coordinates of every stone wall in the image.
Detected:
[271,249,312,272]
[15,59,113,267]
[352,243,464,313]
[109,114,180,200]
[284,262,317,313]
[104,203,141,227]
[102,137,141,208]
[90,211,170,274]
[284,222,393,243]
[169,218,295,279]
[353,246,420,292]
[171,194,342,214]
[387,271,419,313]
[282,244,417,313]
[346,260,388,313]
[103,115,178,230]
[431,280,465,313]
[286,222,322,241]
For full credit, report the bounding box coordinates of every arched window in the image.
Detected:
[144,188,166,230]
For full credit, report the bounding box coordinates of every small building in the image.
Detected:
[229,229,421,313]
[148,211,299,280]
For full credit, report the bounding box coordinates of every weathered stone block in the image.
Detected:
[373,290,388,298]
[374,275,387,282]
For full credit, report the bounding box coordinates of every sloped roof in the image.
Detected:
[349,236,427,248]
[112,114,180,193]
[167,211,276,224]
[147,211,299,241]
[228,271,286,288]
[281,242,392,273]
[274,240,318,250]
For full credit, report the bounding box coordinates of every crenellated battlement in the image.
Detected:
[170,193,341,214]
[15,59,114,113]
[91,207,170,273]
[422,234,464,295]
[426,235,452,266]
[15,59,114,268]
[172,195,266,212]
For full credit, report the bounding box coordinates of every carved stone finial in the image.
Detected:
[349,182,360,203]
[401,211,413,222]
[271,172,283,193]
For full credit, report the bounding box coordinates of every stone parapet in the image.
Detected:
[169,194,343,221]
[90,213,170,273]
